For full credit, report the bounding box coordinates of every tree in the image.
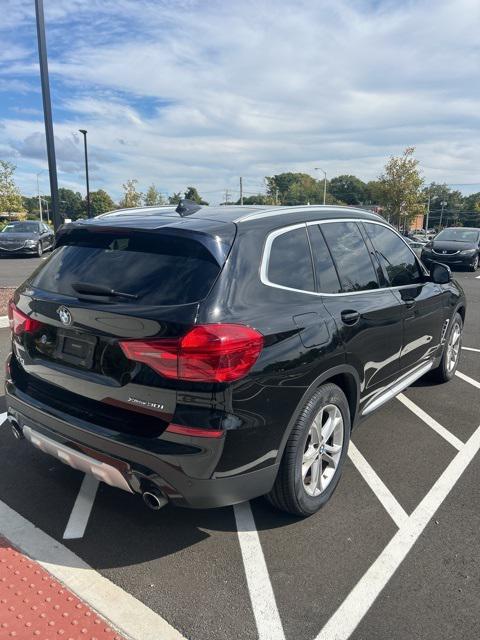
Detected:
[89,189,115,216]
[168,192,182,205]
[364,180,383,205]
[235,194,272,205]
[328,175,367,205]
[184,186,209,205]
[0,161,24,213]
[119,179,143,208]
[144,184,166,206]
[266,172,344,205]
[58,188,84,220]
[376,147,423,227]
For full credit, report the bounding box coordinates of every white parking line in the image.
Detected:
[0,315,9,329]
[462,346,480,353]
[0,499,186,640]
[348,442,408,528]
[456,370,480,390]
[0,411,7,425]
[234,501,286,640]
[397,394,463,450]
[316,423,480,640]
[63,474,99,539]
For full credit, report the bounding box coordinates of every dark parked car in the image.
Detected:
[0,220,55,257]
[5,204,466,516]
[421,227,480,271]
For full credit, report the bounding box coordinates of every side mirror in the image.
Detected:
[430,262,452,284]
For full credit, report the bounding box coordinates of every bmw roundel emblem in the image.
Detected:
[57,305,72,326]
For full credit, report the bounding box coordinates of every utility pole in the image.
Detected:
[224,189,230,205]
[239,177,243,205]
[426,194,430,239]
[439,200,447,228]
[35,0,62,231]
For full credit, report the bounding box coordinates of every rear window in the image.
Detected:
[30,227,233,305]
[267,226,315,292]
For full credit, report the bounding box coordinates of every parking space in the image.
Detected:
[0,268,479,640]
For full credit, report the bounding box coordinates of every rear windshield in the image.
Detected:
[30,227,233,305]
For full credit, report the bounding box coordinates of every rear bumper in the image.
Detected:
[5,380,278,509]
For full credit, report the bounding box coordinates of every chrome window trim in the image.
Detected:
[260,218,430,297]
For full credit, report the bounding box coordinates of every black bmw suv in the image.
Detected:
[5,204,466,516]
[421,226,480,271]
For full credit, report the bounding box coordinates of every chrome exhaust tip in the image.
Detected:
[142,490,168,511]
[8,418,24,441]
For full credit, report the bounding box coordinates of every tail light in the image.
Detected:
[119,324,264,383]
[8,300,43,336]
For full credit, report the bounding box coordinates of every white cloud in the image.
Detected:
[1,0,480,201]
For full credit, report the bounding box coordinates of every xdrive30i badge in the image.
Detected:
[57,305,72,326]
[128,397,164,410]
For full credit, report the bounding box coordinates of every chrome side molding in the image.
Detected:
[362,360,434,416]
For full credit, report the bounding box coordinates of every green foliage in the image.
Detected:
[376,148,423,225]
[119,179,143,208]
[364,180,383,204]
[266,172,343,205]
[0,161,24,213]
[328,175,367,205]
[144,184,166,206]
[58,188,84,220]
[90,189,115,216]
[184,186,209,205]
[423,183,463,212]
[168,192,182,204]
[235,194,272,205]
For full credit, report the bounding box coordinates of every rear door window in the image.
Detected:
[31,228,232,305]
[307,225,341,293]
[364,223,423,286]
[267,226,315,292]
[321,222,379,292]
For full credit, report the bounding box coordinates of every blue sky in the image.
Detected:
[1,0,479,203]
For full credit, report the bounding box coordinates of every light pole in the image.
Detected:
[314,167,327,205]
[79,129,91,218]
[36,170,47,223]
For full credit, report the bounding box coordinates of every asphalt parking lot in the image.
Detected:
[0,262,479,640]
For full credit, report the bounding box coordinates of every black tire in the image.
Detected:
[36,241,43,257]
[469,254,479,272]
[267,383,350,517]
[430,312,463,383]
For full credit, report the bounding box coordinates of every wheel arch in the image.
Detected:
[276,364,361,464]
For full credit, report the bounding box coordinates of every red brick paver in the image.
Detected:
[0,537,125,640]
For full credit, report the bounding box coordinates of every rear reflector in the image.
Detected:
[165,424,224,438]
[8,300,43,336]
[119,323,263,383]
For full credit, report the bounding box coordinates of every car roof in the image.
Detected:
[79,204,384,230]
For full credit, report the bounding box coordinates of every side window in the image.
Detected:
[365,223,423,287]
[321,222,379,292]
[307,225,341,293]
[267,227,315,292]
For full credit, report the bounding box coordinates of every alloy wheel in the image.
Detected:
[302,404,344,497]
[446,321,461,373]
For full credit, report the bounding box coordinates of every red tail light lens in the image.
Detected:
[8,300,43,336]
[165,424,224,438]
[119,324,263,383]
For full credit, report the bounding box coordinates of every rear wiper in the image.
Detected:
[71,282,138,299]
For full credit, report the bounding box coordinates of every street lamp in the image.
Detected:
[36,169,47,223]
[314,167,327,205]
[79,129,91,218]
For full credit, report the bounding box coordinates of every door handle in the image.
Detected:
[341,310,360,325]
